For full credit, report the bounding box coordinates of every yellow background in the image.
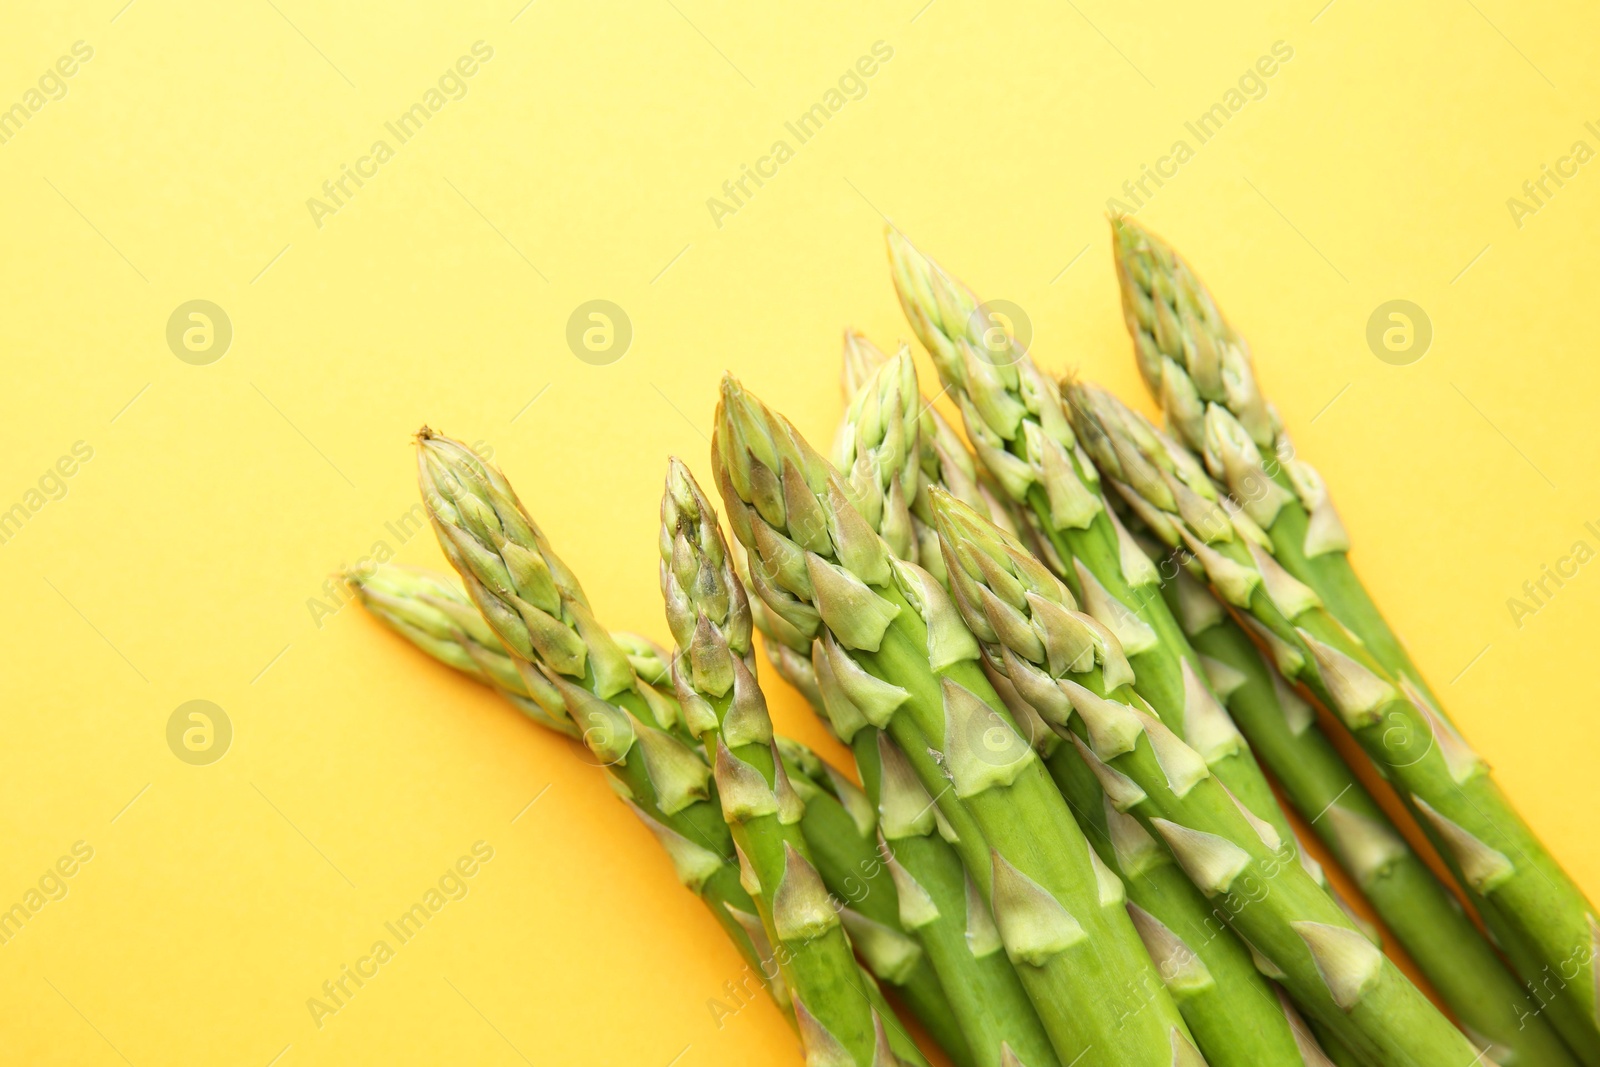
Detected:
[4,0,1599,1063]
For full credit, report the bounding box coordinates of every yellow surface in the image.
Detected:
[3,0,1598,1063]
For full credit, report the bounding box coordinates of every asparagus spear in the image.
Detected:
[775,736,979,1067]
[346,547,780,987]
[884,232,1296,857]
[749,335,975,699]
[1105,216,1412,699]
[412,429,924,1065]
[660,457,931,1066]
[837,333,1024,585]
[713,375,1198,1067]
[623,637,971,1064]
[1109,216,1600,1061]
[1147,551,1578,1066]
[808,615,1064,1067]
[844,329,893,399]
[834,341,943,582]
[838,347,1311,1067]
[928,487,1484,1067]
[1023,666,1318,1067]
[350,564,973,1058]
[777,735,985,1067]
[784,335,1062,1067]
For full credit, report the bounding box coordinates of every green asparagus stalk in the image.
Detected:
[1109,216,1600,1061]
[351,563,976,1057]
[838,345,1311,1067]
[839,333,1034,584]
[775,737,980,1067]
[995,656,1322,1066]
[833,341,944,583]
[631,633,972,1064]
[831,342,1065,1067]
[843,332,1025,540]
[837,333,1025,586]
[1106,216,1411,700]
[748,329,998,700]
[736,541,829,714]
[1147,549,1578,1066]
[660,457,931,1066]
[861,727,1062,1067]
[929,487,1484,1067]
[713,375,1199,1067]
[413,429,925,1065]
[803,609,1063,1067]
[884,232,1296,858]
[344,561,778,1000]
[1289,999,1361,1067]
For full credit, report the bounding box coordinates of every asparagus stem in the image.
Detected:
[768,351,1056,1067]
[929,488,1485,1067]
[884,230,1297,862]
[780,736,979,1067]
[412,429,924,1065]
[742,537,1050,1067]
[1153,555,1579,1066]
[714,376,1193,1067]
[658,457,932,1066]
[832,345,1072,1067]
[1306,1016,1365,1067]
[761,538,1057,1064]
[838,342,1307,1067]
[358,560,978,1060]
[851,727,1058,1067]
[798,341,1063,1067]
[1031,689,1312,1067]
[1111,216,1600,1062]
[345,562,776,1005]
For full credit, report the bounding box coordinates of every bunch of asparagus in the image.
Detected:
[347,218,1597,1067]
